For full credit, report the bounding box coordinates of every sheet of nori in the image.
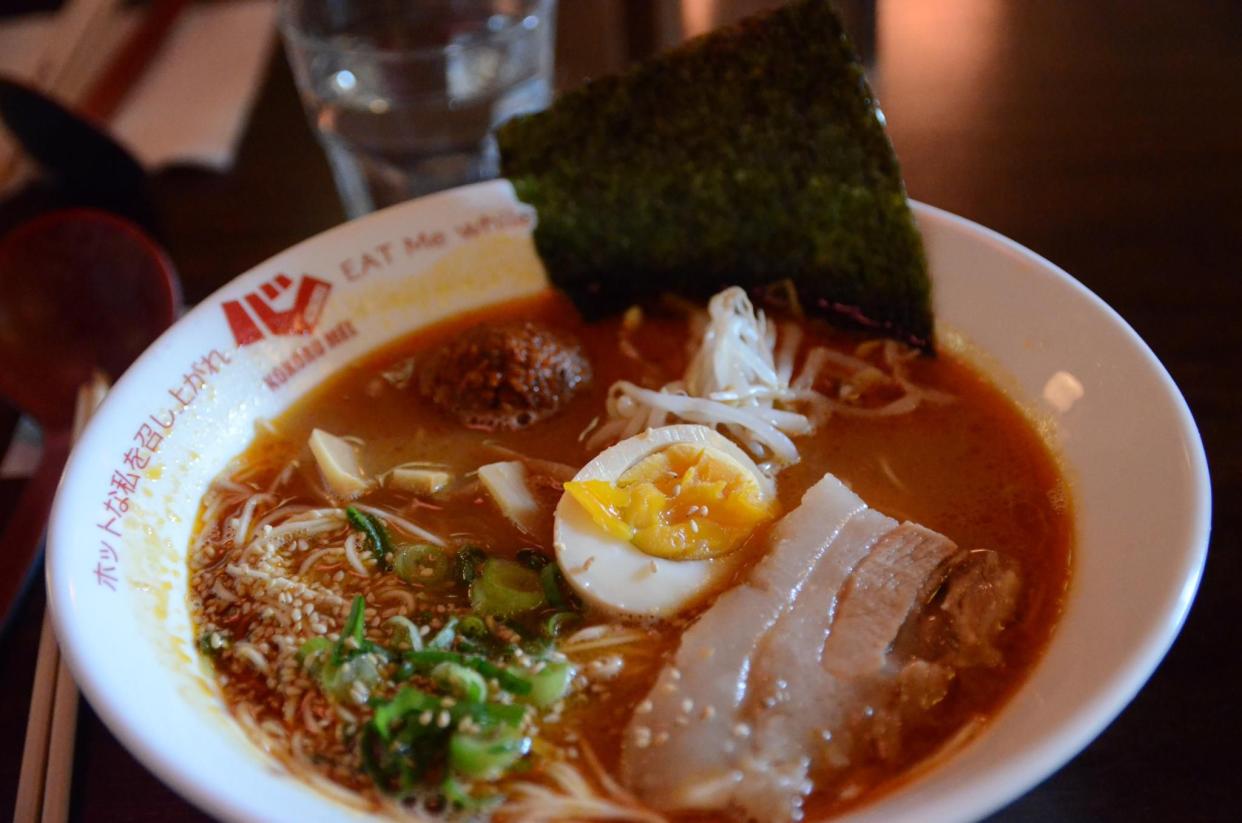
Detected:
[497,0,933,350]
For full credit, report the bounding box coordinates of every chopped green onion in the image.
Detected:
[394,543,451,586]
[543,611,581,639]
[449,729,530,780]
[197,630,229,657]
[384,616,424,652]
[346,506,392,569]
[441,775,472,808]
[372,686,440,740]
[470,658,533,696]
[404,649,462,667]
[429,616,458,650]
[516,548,550,571]
[540,562,572,608]
[456,546,487,585]
[459,700,529,729]
[528,661,576,708]
[333,594,367,665]
[459,615,488,639]
[297,636,333,666]
[404,650,533,696]
[344,595,366,644]
[471,559,545,617]
[432,662,488,703]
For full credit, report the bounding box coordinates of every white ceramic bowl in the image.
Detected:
[46,181,1210,823]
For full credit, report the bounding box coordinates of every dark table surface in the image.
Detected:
[0,0,1238,820]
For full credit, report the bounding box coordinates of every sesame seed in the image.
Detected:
[636,699,653,714]
[733,722,751,738]
[436,711,451,728]
[681,698,694,713]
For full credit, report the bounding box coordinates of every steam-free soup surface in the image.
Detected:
[189,291,1070,819]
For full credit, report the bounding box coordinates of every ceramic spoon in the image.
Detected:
[0,209,178,633]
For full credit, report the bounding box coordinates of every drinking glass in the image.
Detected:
[279,0,556,218]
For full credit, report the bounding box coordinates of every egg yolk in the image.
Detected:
[564,444,777,561]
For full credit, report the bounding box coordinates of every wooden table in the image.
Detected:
[1,1,1238,819]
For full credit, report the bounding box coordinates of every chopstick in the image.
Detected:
[81,0,190,122]
[0,0,120,189]
[0,0,187,186]
[28,0,121,101]
[13,372,110,823]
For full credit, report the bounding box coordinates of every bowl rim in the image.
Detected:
[44,190,1211,823]
[859,202,1211,823]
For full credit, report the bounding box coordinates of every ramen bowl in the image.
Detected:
[46,180,1210,822]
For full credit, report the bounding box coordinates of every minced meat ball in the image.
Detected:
[419,320,592,430]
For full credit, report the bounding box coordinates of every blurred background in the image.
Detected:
[0,0,1238,820]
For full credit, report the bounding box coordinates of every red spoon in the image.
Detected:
[0,209,179,632]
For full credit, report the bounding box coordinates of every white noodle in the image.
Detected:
[210,580,238,603]
[188,495,227,562]
[342,533,369,576]
[242,515,344,559]
[297,547,342,576]
[267,460,299,492]
[501,742,666,823]
[211,476,253,495]
[232,493,276,550]
[233,642,270,674]
[351,503,445,547]
[561,625,652,655]
[253,503,312,533]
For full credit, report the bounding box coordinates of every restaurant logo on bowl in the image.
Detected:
[222,274,332,346]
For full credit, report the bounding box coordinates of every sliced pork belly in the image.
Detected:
[819,524,960,678]
[621,471,973,821]
[619,472,868,810]
[731,509,898,820]
[731,523,959,820]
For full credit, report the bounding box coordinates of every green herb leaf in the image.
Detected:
[346,506,393,570]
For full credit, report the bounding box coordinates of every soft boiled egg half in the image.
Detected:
[554,424,778,618]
